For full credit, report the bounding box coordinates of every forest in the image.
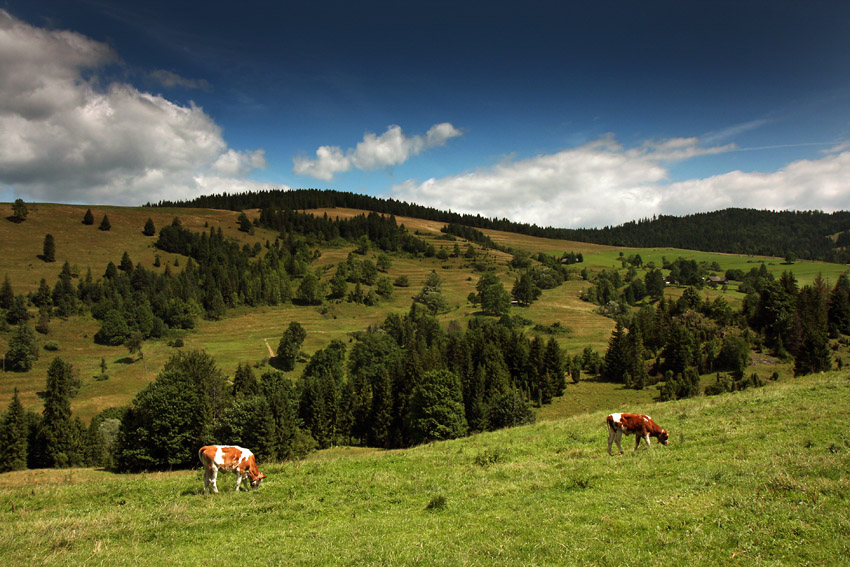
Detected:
[150,188,850,262]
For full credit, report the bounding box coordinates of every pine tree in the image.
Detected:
[233,362,260,397]
[99,214,111,231]
[0,274,13,310]
[34,358,83,468]
[11,198,28,222]
[407,369,467,444]
[4,323,39,371]
[42,234,55,262]
[602,320,629,382]
[0,388,28,472]
[82,208,95,225]
[276,321,307,371]
[143,218,156,236]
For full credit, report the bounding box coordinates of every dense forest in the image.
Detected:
[149,189,850,262]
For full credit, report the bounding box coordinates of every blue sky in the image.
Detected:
[2,1,849,228]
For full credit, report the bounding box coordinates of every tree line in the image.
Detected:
[147,189,850,262]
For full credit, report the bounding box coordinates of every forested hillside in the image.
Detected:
[150,189,850,262]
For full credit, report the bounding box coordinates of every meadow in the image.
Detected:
[1,371,848,565]
[0,203,845,422]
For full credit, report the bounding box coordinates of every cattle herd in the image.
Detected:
[198,413,668,492]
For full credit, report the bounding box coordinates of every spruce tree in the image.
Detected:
[276,321,307,371]
[0,388,28,472]
[5,323,39,371]
[233,362,260,397]
[99,214,111,231]
[42,234,55,262]
[0,274,13,310]
[34,358,83,468]
[82,208,94,225]
[143,218,156,236]
[11,198,27,222]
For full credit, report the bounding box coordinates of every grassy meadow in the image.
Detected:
[1,371,848,565]
[1,203,848,422]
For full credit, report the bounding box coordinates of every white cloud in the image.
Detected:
[0,11,273,205]
[293,122,462,180]
[392,135,850,228]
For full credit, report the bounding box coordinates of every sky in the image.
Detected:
[1,0,850,229]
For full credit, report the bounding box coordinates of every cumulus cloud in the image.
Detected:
[293,122,462,181]
[0,11,275,205]
[392,134,850,228]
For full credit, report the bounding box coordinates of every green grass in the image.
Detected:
[1,371,848,565]
[2,203,848,424]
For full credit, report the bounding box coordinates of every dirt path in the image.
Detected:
[263,338,275,358]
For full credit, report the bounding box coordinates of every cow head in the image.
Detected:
[658,429,669,445]
[251,472,267,489]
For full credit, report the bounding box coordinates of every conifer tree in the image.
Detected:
[0,274,13,310]
[99,214,111,231]
[4,323,38,371]
[277,321,307,371]
[11,198,27,222]
[0,388,28,472]
[82,208,95,225]
[408,369,467,444]
[143,218,156,236]
[233,362,260,397]
[42,234,55,262]
[34,358,83,468]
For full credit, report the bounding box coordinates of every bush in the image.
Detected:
[43,341,59,351]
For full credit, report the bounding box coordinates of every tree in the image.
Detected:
[143,218,156,236]
[125,331,144,361]
[4,324,38,372]
[119,251,134,272]
[277,321,307,371]
[115,350,229,471]
[94,310,130,346]
[42,234,55,262]
[11,198,28,222]
[99,214,111,231]
[295,272,324,305]
[82,209,95,225]
[237,212,252,233]
[376,276,394,298]
[0,388,28,472]
[31,358,84,468]
[408,370,468,444]
[479,281,511,316]
[6,294,30,325]
[0,274,13,310]
[232,362,260,397]
[413,271,449,315]
[376,253,392,272]
[511,272,541,306]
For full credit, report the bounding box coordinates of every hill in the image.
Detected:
[152,188,850,262]
[1,371,848,565]
[1,201,849,427]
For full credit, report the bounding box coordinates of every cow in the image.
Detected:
[606,413,669,455]
[198,445,267,494]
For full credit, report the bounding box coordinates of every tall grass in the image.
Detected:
[1,372,848,565]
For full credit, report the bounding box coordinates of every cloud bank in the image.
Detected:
[392,136,850,228]
[293,123,462,181]
[0,10,277,205]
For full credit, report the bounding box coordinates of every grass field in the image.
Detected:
[1,203,848,424]
[1,371,848,565]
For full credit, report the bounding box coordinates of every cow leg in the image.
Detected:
[209,467,219,494]
[607,427,616,455]
[235,473,245,491]
[614,430,624,455]
[203,468,210,494]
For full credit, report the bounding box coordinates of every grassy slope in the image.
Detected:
[1,371,848,565]
[1,204,847,423]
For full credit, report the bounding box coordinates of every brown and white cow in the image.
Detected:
[198,445,267,493]
[606,413,669,455]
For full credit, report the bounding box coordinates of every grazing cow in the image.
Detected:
[198,445,266,493]
[606,413,669,455]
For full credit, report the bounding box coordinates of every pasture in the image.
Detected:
[1,371,848,565]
